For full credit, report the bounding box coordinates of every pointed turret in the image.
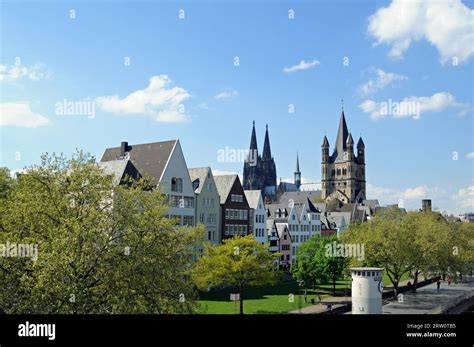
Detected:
[346,132,354,146]
[322,135,329,163]
[357,136,365,164]
[322,135,329,148]
[334,110,349,158]
[262,124,272,160]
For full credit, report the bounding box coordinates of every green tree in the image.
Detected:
[291,235,348,295]
[0,151,203,313]
[192,235,280,314]
[341,208,413,297]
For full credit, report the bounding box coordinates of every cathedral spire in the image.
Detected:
[249,120,258,154]
[262,124,272,160]
[334,110,349,158]
[296,151,300,172]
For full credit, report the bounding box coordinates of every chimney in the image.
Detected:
[120,141,128,157]
[422,199,432,213]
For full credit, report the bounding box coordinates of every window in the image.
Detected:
[206,183,211,192]
[231,194,243,202]
[171,177,183,193]
[284,234,287,240]
[337,168,341,176]
[169,195,181,207]
[200,213,205,223]
[184,197,194,208]
[183,216,194,226]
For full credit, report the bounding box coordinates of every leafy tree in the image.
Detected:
[341,208,413,297]
[0,151,203,313]
[291,234,348,295]
[0,167,14,200]
[192,235,280,314]
[341,207,473,297]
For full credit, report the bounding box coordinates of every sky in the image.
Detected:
[0,0,473,215]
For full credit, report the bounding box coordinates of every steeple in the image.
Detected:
[357,137,365,148]
[334,110,349,158]
[262,124,272,160]
[249,120,258,154]
[294,151,301,189]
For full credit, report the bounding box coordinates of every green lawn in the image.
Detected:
[197,280,351,314]
[197,271,412,314]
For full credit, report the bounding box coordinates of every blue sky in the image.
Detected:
[1,0,473,214]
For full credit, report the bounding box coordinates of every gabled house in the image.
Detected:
[188,167,221,245]
[244,190,267,245]
[275,223,292,270]
[100,140,195,227]
[214,174,251,241]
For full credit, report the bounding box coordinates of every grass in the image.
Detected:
[197,271,413,314]
[197,280,351,314]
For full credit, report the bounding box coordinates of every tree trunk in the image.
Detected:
[239,286,244,315]
[412,271,419,293]
[393,279,399,299]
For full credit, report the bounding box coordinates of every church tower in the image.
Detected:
[243,121,262,190]
[321,109,366,204]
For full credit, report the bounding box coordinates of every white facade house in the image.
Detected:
[244,190,267,244]
[101,140,195,227]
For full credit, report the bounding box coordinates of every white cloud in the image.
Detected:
[95,75,190,123]
[359,92,470,120]
[368,0,474,63]
[452,185,474,211]
[367,183,440,202]
[283,60,320,73]
[0,63,51,81]
[197,102,209,110]
[466,152,474,160]
[0,102,50,128]
[214,89,238,99]
[358,68,407,95]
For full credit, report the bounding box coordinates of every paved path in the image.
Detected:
[382,278,474,314]
[289,296,350,314]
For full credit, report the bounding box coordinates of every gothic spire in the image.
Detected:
[249,120,258,154]
[334,110,349,157]
[357,137,365,148]
[262,124,272,160]
[295,152,300,172]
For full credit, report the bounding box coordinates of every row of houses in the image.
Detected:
[98,139,359,267]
